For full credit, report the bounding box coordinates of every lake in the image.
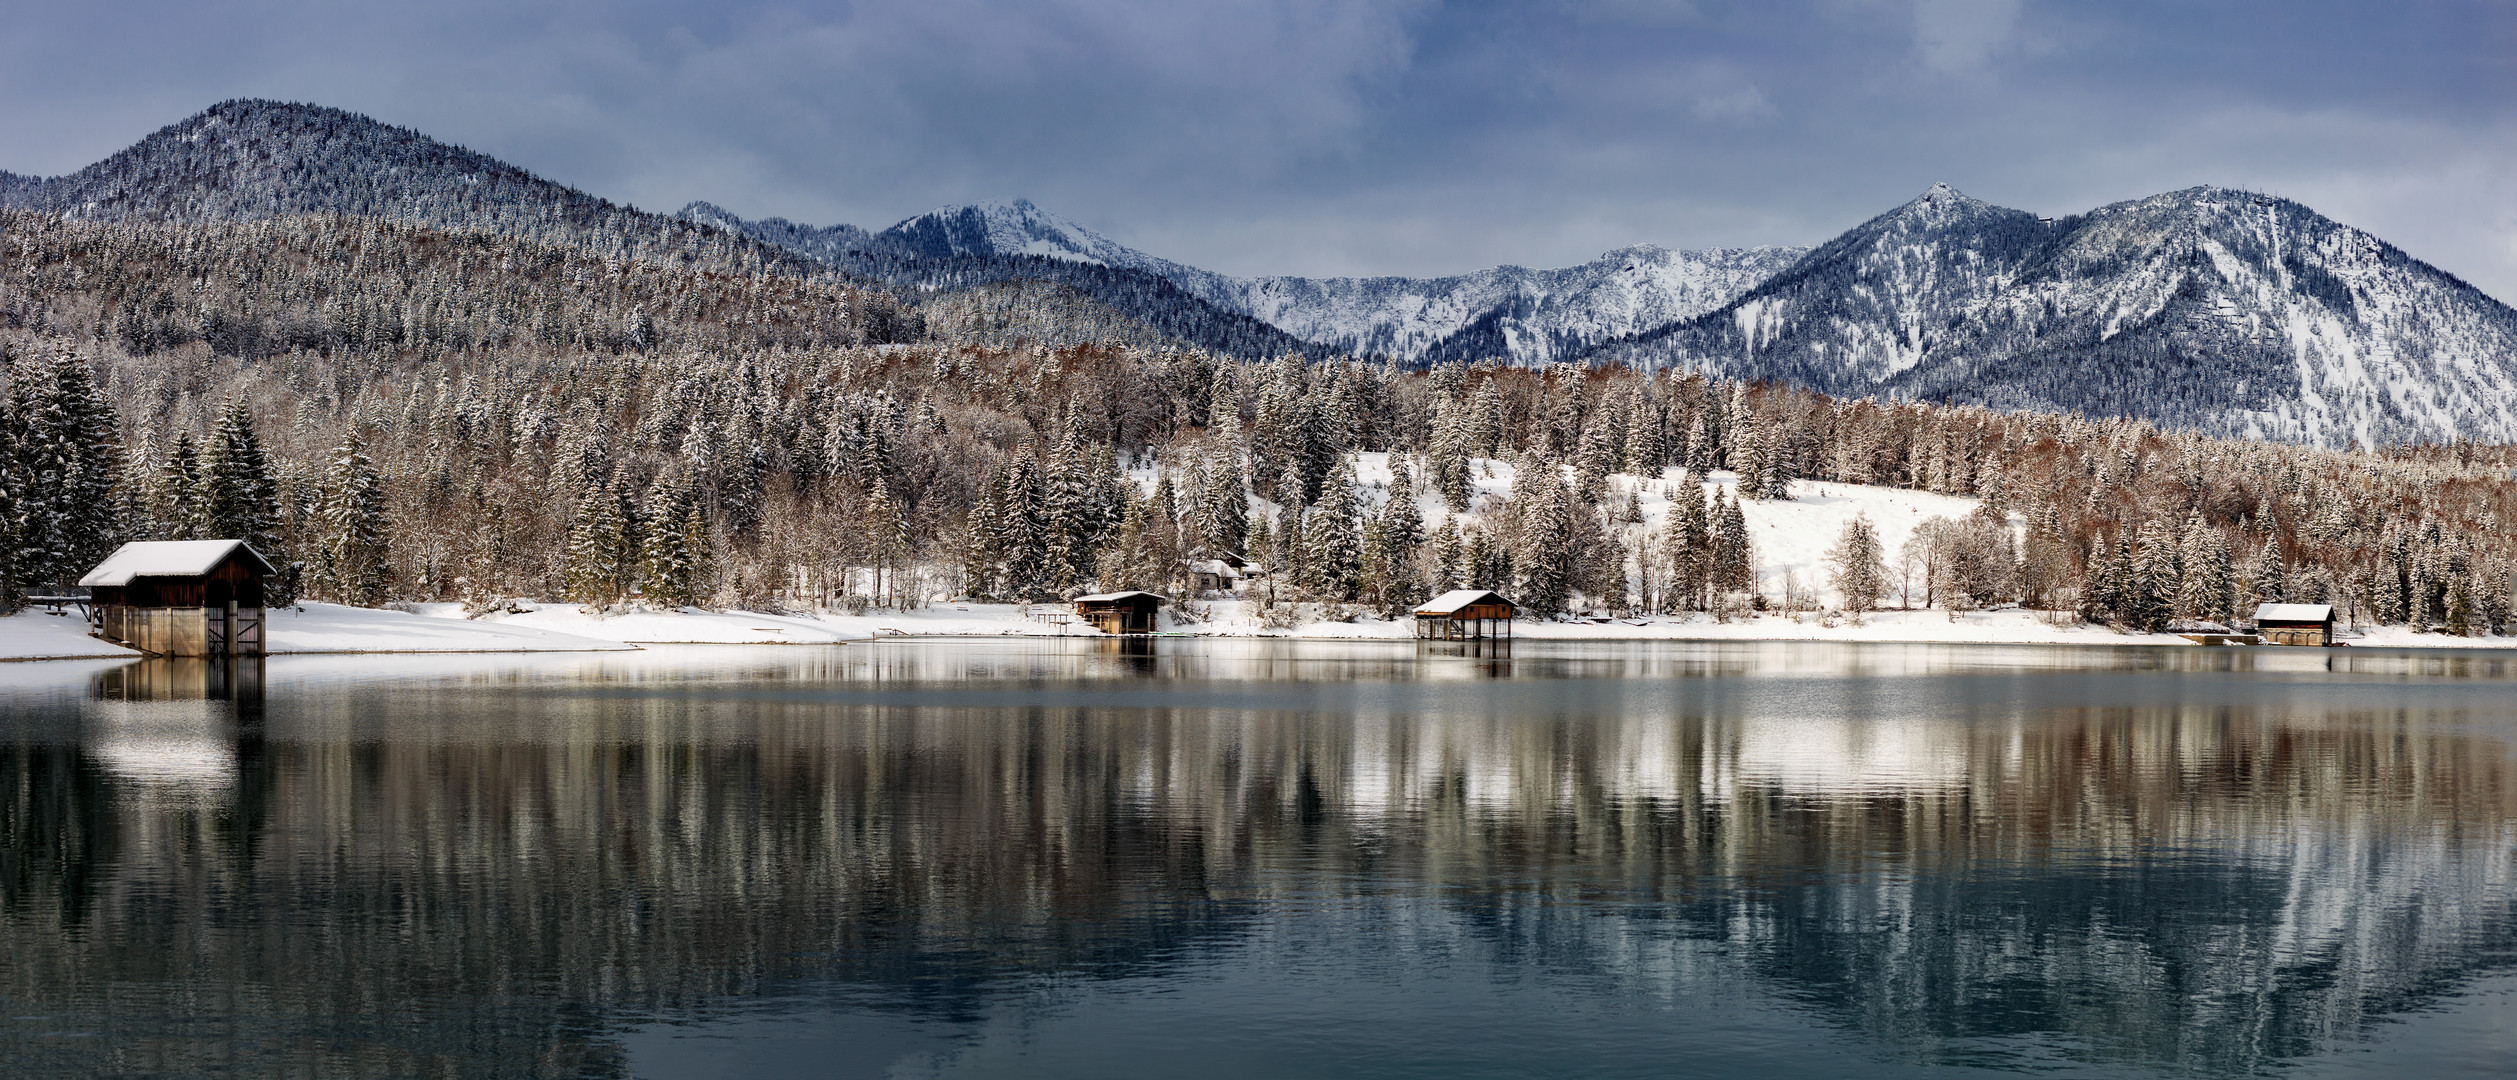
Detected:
[2,640,2513,1078]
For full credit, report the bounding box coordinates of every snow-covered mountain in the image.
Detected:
[1586,185,2517,448]
[15,100,2515,447]
[0,100,701,247]
[689,197,1804,364]
[1220,246,1805,365]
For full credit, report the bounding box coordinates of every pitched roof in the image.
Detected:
[1415,589,1514,615]
[1072,591,1165,604]
[77,540,276,587]
[2253,603,2334,622]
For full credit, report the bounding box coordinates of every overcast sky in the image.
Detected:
[2,1,2511,296]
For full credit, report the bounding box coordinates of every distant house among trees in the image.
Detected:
[1413,589,1516,640]
[1186,553,1257,595]
[79,540,274,656]
[1073,591,1164,634]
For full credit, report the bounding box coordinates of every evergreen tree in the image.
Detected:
[1305,465,1364,600]
[1202,455,1248,554]
[1361,486,1425,612]
[1428,517,1464,595]
[2245,537,2287,610]
[563,482,638,607]
[1827,515,1888,612]
[641,477,710,608]
[199,398,291,602]
[5,350,123,591]
[312,430,392,607]
[1514,463,1575,617]
[1711,491,1755,597]
[154,433,205,541]
[2127,522,2180,632]
[1660,478,1712,612]
[2176,517,2234,625]
[1619,387,1665,476]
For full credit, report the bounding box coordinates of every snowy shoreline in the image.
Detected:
[6,600,2511,664]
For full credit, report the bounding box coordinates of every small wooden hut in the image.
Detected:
[1413,589,1516,640]
[78,540,275,657]
[1073,591,1164,635]
[2253,603,2336,647]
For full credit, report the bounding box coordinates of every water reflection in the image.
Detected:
[0,641,2512,1077]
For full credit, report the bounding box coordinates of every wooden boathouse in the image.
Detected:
[1413,590,1516,640]
[78,540,275,657]
[2253,603,2337,647]
[1073,591,1164,635]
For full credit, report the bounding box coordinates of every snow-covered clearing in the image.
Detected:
[425,603,865,645]
[0,610,141,660]
[1321,454,1997,610]
[267,603,633,653]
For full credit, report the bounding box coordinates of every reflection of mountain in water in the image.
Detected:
[0,645,2512,1075]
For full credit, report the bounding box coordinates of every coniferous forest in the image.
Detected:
[3,205,2514,637]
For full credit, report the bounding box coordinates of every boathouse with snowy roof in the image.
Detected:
[1073,591,1165,635]
[78,540,274,656]
[1413,590,1516,640]
[2252,603,2336,647]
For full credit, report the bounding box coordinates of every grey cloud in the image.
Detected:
[0,0,2507,300]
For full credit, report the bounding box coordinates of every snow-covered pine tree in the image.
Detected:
[313,429,391,607]
[1305,464,1363,600]
[1428,517,1463,596]
[2128,521,2181,632]
[563,482,638,608]
[1362,483,1425,613]
[199,398,290,600]
[1661,478,1712,612]
[1827,515,1888,612]
[1712,491,1754,597]
[1514,463,1575,617]
[2175,516,2234,624]
[998,454,1051,601]
[2243,537,2287,611]
[1619,386,1664,476]
[1733,421,1769,500]
[1573,413,1617,506]
[1202,456,1248,554]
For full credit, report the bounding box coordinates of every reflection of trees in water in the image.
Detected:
[0,649,2511,1074]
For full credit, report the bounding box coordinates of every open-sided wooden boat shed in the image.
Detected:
[1413,589,1516,640]
[1073,591,1164,635]
[78,540,275,657]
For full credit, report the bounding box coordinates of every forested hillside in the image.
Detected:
[2,207,2512,639]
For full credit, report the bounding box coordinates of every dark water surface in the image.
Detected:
[3,640,2514,1078]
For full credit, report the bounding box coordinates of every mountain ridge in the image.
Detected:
[9,99,2514,447]
[1583,184,2517,446]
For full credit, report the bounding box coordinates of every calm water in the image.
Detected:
[2,640,2514,1078]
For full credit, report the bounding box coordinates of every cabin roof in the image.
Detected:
[1072,591,1165,604]
[78,540,275,587]
[1184,559,1242,577]
[1415,589,1515,616]
[2253,603,2334,623]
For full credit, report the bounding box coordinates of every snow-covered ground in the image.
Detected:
[0,610,141,660]
[422,602,867,645]
[266,603,633,653]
